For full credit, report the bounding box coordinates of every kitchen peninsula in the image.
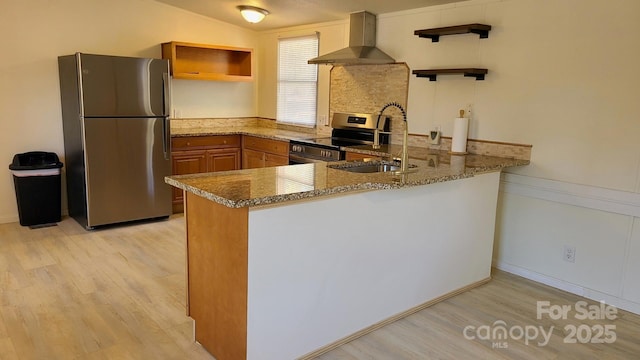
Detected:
[166,146,528,360]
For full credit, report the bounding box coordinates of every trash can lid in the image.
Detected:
[9,151,63,171]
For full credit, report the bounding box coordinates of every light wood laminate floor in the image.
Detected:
[1,216,638,359]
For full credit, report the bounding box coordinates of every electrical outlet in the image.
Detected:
[563,245,576,263]
[319,115,328,126]
[465,103,473,119]
[429,129,441,145]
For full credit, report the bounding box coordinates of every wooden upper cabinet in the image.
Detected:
[161,41,253,82]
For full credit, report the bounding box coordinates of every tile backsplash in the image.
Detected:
[328,63,410,137]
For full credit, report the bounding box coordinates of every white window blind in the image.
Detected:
[277,34,319,127]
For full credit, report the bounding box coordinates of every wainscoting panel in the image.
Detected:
[495,172,640,315]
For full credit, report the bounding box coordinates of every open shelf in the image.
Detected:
[161,41,253,82]
[414,24,492,42]
[412,68,488,81]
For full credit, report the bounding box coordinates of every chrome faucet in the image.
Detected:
[376,102,410,173]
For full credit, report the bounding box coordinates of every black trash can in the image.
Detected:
[9,151,64,227]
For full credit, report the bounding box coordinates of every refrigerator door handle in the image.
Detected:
[162,72,171,117]
[162,72,171,160]
[163,116,170,160]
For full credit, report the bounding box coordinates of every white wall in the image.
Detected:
[496,173,640,314]
[378,0,640,312]
[0,0,257,223]
[377,0,640,190]
[256,0,640,312]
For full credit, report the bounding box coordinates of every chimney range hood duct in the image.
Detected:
[308,11,395,65]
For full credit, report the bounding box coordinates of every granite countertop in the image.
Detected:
[165,147,529,208]
[171,126,319,142]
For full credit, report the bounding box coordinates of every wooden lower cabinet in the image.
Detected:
[242,136,289,169]
[172,150,207,209]
[264,153,289,167]
[242,148,266,169]
[171,135,289,211]
[171,135,241,212]
[207,148,241,172]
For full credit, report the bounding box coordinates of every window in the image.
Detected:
[277,34,319,127]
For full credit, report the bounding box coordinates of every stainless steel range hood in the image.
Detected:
[308,11,395,65]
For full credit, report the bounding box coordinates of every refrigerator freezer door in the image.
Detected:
[79,54,169,117]
[83,117,171,227]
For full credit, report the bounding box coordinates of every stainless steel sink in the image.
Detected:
[334,163,401,173]
[329,161,418,174]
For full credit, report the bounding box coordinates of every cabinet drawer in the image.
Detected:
[243,136,289,156]
[172,135,241,150]
[264,153,289,167]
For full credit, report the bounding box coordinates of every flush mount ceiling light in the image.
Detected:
[237,5,269,23]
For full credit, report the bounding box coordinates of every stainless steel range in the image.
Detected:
[289,112,390,164]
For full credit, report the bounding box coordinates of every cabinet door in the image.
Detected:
[242,148,265,169]
[207,148,241,172]
[171,150,207,206]
[264,153,289,167]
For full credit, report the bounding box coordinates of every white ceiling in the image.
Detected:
[153,0,464,31]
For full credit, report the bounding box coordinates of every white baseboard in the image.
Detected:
[494,261,640,315]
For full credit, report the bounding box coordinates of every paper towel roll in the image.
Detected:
[451,117,469,154]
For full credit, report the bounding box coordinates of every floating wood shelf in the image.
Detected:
[412,68,488,81]
[161,41,253,82]
[414,24,492,42]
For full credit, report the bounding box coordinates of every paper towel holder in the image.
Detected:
[449,109,469,155]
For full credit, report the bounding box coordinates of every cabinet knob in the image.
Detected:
[186,142,191,146]
[223,140,227,144]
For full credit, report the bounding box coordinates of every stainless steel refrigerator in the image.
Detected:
[58,53,172,229]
